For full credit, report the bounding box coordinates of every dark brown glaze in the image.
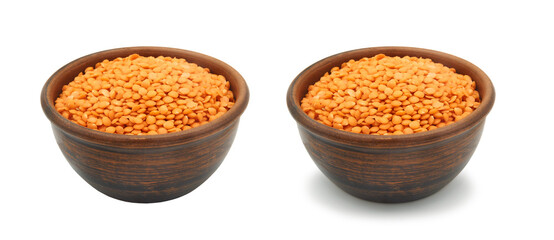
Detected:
[287,46,495,203]
[51,120,239,203]
[41,47,249,203]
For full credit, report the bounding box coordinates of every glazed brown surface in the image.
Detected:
[52,120,238,203]
[299,120,484,202]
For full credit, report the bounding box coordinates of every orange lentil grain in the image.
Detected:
[105,126,116,133]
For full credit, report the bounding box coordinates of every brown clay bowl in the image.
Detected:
[287,46,495,203]
[41,46,249,203]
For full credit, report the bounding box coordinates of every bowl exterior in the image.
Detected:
[51,120,239,203]
[298,120,485,203]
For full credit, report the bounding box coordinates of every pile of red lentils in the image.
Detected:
[55,54,234,135]
[301,54,480,135]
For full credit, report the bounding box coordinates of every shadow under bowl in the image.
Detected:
[41,46,249,203]
[287,46,494,203]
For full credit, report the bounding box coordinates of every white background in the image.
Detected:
[1,0,553,239]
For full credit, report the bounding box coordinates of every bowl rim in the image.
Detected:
[41,46,249,147]
[287,46,495,148]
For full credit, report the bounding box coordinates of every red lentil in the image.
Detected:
[55,54,235,135]
[301,54,481,135]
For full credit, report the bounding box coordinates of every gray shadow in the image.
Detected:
[308,171,473,218]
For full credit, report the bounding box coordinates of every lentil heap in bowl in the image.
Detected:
[300,53,481,135]
[54,53,235,135]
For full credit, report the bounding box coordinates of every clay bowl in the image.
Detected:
[287,46,495,203]
[41,46,249,203]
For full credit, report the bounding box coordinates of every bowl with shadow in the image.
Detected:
[287,46,494,203]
